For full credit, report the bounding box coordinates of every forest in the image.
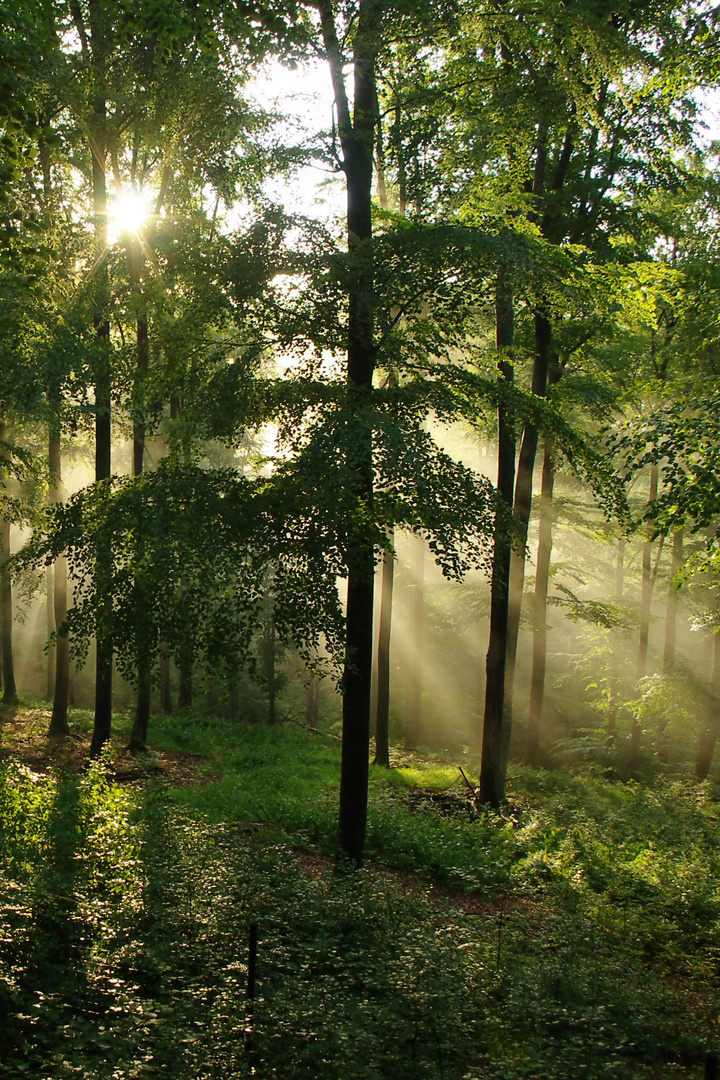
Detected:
[2,0,720,1076]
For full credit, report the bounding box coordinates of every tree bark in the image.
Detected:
[607,537,625,746]
[178,646,193,708]
[46,565,55,700]
[371,110,402,763]
[498,309,551,780]
[479,272,515,806]
[696,627,720,781]
[373,534,393,766]
[525,439,555,766]
[406,534,424,748]
[48,413,70,735]
[630,463,660,772]
[656,528,683,761]
[319,0,380,864]
[306,673,320,726]
[0,422,17,706]
[89,2,113,757]
[159,643,173,713]
[264,613,277,725]
[129,246,151,753]
[0,522,17,707]
[663,529,683,671]
[170,394,194,711]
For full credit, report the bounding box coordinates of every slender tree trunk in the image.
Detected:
[0,519,17,706]
[373,534,393,766]
[370,566,380,739]
[228,674,239,722]
[525,439,555,766]
[306,673,320,727]
[264,613,276,725]
[48,414,70,735]
[696,627,720,781]
[663,529,683,671]
[371,115,402,762]
[129,255,151,752]
[318,0,380,864]
[154,399,173,715]
[406,534,424,748]
[158,406,174,714]
[40,127,62,718]
[89,21,113,756]
[607,538,625,746]
[500,310,552,775]
[630,464,660,772]
[636,464,660,681]
[46,566,55,700]
[178,646,193,708]
[170,395,194,711]
[656,529,683,761]
[479,272,515,806]
[0,422,17,706]
[159,643,173,713]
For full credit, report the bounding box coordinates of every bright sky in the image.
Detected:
[248,59,345,224]
[251,59,720,227]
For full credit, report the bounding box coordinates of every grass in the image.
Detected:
[0,703,719,1077]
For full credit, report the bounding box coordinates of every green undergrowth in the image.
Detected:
[0,708,719,1077]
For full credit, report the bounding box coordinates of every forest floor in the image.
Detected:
[0,702,719,1079]
[0,706,216,787]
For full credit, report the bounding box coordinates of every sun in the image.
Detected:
[108,189,152,242]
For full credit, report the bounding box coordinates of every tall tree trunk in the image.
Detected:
[264,613,277,725]
[696,627,720,781]
[607,538,625,746]
[371,112,402,762]
[159,643,173,714]
[228,674,239,722]
[663,529,683,671]
[0,521,16,706]
[479,272,515,806]
[501,312,552,766]
[370,566,380,739]
[525,439,555,766]
[319,0,380,864]
[178,645,193,708]
[48,412,70,735]
[89,11,113,757]
[40,123,60,715]
[46,566,55,700]
[373,534,393,766]
[406,534,424,748]
[0,421,17,706]
[171,394,194,710]
[129,238,151,752]
[630,463,660,772]
[498,112,574,780]
[657,529,683,761]
[155,397,173,715]
[306,673,320,727]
